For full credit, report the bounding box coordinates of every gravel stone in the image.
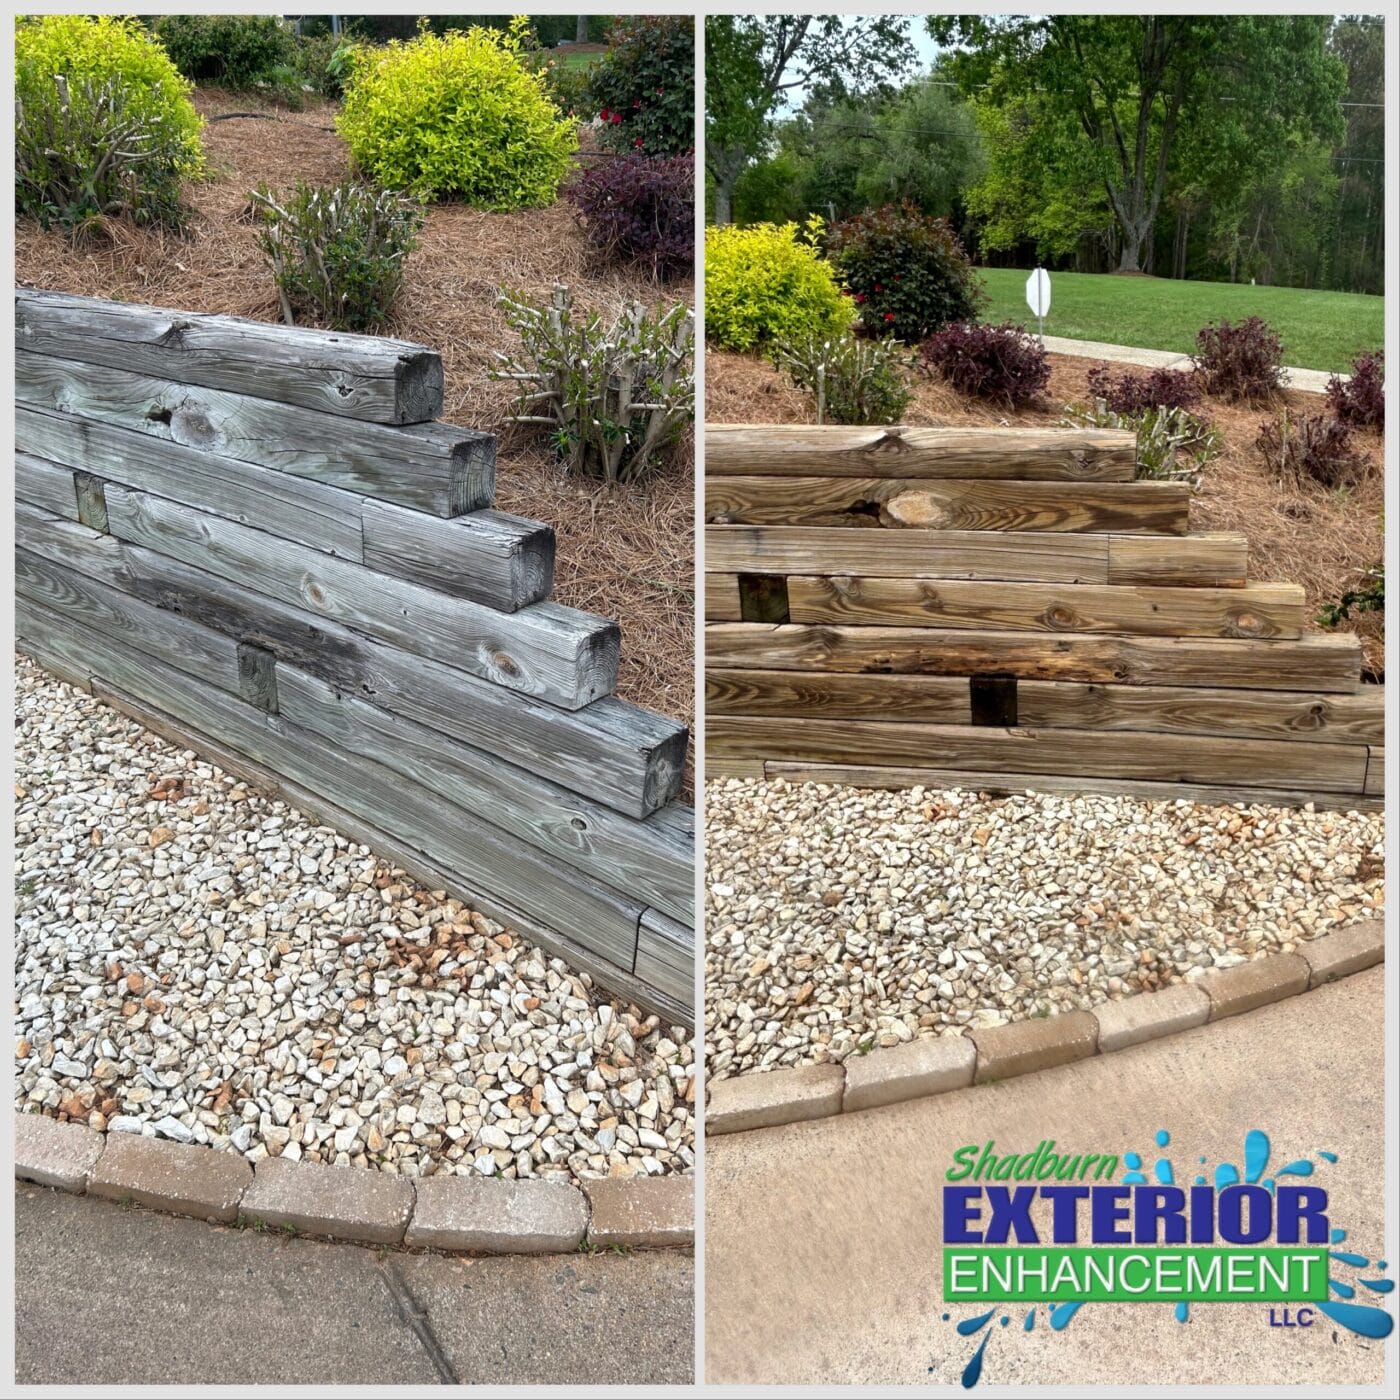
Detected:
[705,776,1383,1081]
[14,656,694,1187]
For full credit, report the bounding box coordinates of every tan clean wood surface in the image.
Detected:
[706,475,1189,533]
[706,424,1137,479]
[707,525,1110,582]
[755,763,1383,813]
[705,573,744,621]
[1107,533,1249,586]
[706,716,1369,793]
[779,577,1304,639]
[1018,679,1384,745]
[705,623,1362,692]
[706,669,972,723]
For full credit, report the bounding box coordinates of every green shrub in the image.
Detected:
[774,331,913,425]
[337,19,577,208]
[1319,564,1383,628]
[15,14,203,232]
[587,16,694,157]
[493,284,694,484]
[292,31,361,100]
[251,181,423,333]
[827,202,985,344]
[154,14,297,92]
[705,220,850,353]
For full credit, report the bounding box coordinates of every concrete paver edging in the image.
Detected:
[13,1114,693,1254]
[706,919,1384,1136]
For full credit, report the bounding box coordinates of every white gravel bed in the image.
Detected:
[15,656,694,1182]
[706,776,1384,1081]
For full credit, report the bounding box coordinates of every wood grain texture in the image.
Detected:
[706,475,1188,534]
[103,486,619,710]
[704,623,1362,692]
[29,622,647,971]
[706,669,971,723]
[781,577,1304,639]
[14,452,78,519]
[706,424,1137,479]
[706,573,743,621]
[278,667,693,924]
[635,908,693,1006]
[1364,748,1384,796]
[16,634,93,693]
[360,498,554,611]
[16,350,492,516]
[758,763,1383,814]
[705,758,766,779]
[16,288,444,423]
[15,547,244,694]
[16,503,687,817]
[1107,533,1249,586]
[1018,680,1385,746]
[707,525,1110,582]
[708,717,1369,793]
[17,404,365,558]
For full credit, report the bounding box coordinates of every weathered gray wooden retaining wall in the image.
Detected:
[14,288,694,1025]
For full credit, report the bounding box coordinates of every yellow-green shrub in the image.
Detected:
[704,221,850,352]
[336,19,577,208]
[15,14,203,230]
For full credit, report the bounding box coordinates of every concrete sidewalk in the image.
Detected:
[1042,333,1338,393]
[705,965,1388,1387]
[15,1185,694,1386]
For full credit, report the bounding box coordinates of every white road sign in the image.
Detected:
[1026,267,1051,339]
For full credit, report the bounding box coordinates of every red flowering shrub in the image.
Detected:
[1255,410,1366,489]
[1192,316,1285,403]
[1326,351,1384,430]
[826,201,984,344]
[1086,363,1200,414]
[586,16,693,156]
[566,151,694,280]
[920,321,1049,406]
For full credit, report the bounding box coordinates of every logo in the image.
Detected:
[935,1128,1393,1387]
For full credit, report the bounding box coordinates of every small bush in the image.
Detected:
[293,31,361,100]
[1193,316,1285,403]
[587,16,694,157]
[493,284,694,484]
[337,20,578,208]
[826,202,985,345]
[536,53,593,119]
[1255,409,1365,489]
[15,14,203,232]
[705,220,850,353]
[1326,351,1384,430]
[251,181,423,333]
[155,14,298,94]
[1085,363,1200,415]
[1064,400,1222,484]
[920,321,1049,406]
[1319,563,1384,628]
[567,152,693,280]
[774,331,913,425]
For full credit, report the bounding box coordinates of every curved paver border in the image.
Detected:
[13,1116,693,1254]
[706,918,1384,1136]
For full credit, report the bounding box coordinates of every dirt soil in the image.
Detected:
[707,348,1384,680]
[15,89,696,772]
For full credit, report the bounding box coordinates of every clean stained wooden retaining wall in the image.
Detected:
[705,424,1383,809]
[15,289,694,1024]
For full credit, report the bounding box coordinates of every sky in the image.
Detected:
[776,14,945,115]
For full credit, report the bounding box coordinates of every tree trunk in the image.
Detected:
[576,17,589,45]
[709,145,747,227]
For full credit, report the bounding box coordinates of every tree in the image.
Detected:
[931,15,1346,273]
[576,17,588,46]
[704,15,914,225]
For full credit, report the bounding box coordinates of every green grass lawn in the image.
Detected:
[976,266,1384,373]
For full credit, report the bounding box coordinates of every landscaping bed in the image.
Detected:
[707,348,1384,679]
[704,775,1384,1081]
[15,657,695,1181]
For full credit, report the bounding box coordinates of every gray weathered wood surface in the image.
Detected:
[16,288,445,423]
[14,452,79,519]
[360,498,555,610]
[707,424,1138,479]
[17,504,686,818]
[635,908,693,1006]
[103,486,619,710]
[17,350,493,516]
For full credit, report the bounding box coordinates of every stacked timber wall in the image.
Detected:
[15,289,694,1023]
[705,424,1383,809]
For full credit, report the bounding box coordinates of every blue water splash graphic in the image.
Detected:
[939,1132,1393,1386]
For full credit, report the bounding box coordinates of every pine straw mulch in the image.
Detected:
[15,89,696,783]
[707,348,1384,681]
